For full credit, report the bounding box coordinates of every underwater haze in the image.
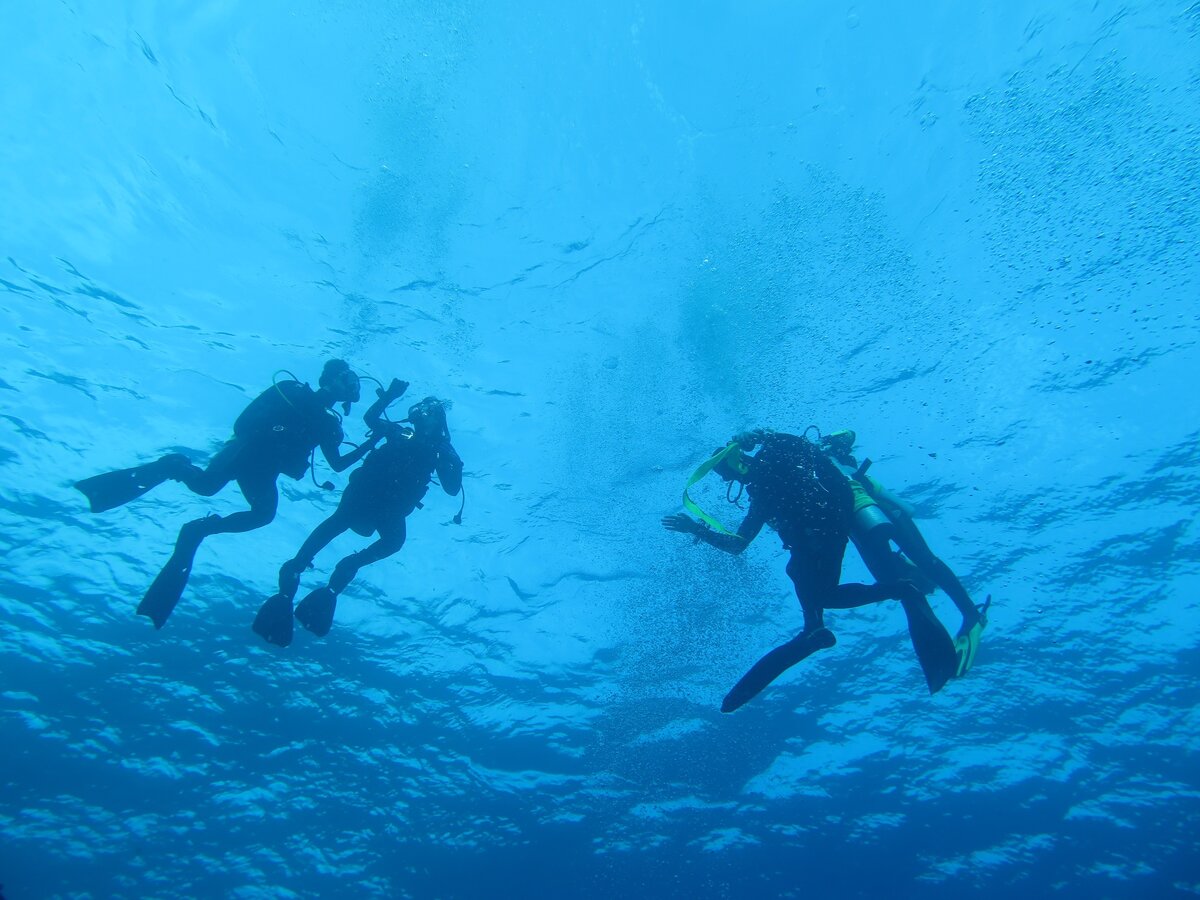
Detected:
[2,1,1199,898]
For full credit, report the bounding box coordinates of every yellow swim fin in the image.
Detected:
[954,596,991,677]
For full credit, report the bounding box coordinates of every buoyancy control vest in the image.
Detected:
[747,433,853,543]
[233,381,340,480]
[351,431,441,516]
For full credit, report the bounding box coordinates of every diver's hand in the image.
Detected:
[378,378,409,401]
[662,514,702,535]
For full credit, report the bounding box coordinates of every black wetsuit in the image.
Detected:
[283,421,463,596]
[233,381,344,480]
[174,380,345,535]
[116,374,374,630]
[736,433,902,632]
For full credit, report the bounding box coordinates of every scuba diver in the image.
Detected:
[662,430,959,712]
[75,360,376,629]
[252,380,464,646]
[819,428,989,677]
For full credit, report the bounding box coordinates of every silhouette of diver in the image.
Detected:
[820,428,990,677]
[75,360,376,629]
[252,379,464,646]
[664,430,957,712]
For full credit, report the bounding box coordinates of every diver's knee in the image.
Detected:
[189,474,226,497]
[245,503,277,528]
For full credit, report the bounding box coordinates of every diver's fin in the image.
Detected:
[954,595,991,677]
[252,593,294,647]
[722,627,837,713]
[135,520,206,629]
[900,594,958,694]
[295,587,338,637]
[137,561,190,629]
[74,454,190,513]
[137,549,196,630]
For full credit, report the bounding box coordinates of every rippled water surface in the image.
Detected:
[2,2,1198,898]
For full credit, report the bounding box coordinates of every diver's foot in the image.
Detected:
[177,514,219,551]
[801,626,837,650]
[155,453,194,481]
[957,595,992,638]
[958,610,983,637]
[278,558,306,600]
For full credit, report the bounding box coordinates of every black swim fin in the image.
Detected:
[722,627,837,713]
[900,594,958,694]
[252,593,294,647]
[75,454,190,513]
[136,520,206,629]
[295,587,337,637]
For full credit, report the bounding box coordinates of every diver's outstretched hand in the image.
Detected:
[378,378,409,401]
[662,514,702,535]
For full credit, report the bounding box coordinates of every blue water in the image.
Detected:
[2,2,1198,898]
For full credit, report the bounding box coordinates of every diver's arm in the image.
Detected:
[723,506,766,552]
[319,430,379,473]
[435,443,463,496]
[364,379,409,431]
[662,506,763,555]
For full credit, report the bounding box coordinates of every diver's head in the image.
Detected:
[319,359,361,408]
[407,396,449,438]
[711,443,750,483]
[820,429,857,460]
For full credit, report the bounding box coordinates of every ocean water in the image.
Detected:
[1,1,1198,898]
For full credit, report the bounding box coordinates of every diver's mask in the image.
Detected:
[327,370,360,414]
[820,429,857,457]
[407,397,448,437]
[320,360,361,413]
